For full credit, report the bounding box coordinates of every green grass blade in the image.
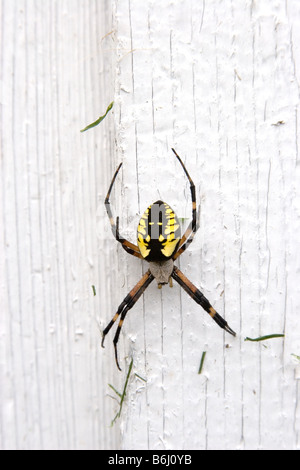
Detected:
[110,358,134,426]
[198,351,206,374]
[244,334,285,342]
[108,383,122,399]
[119,358,133,411]
[80,101,114,132]
[291,353,300,362]
[134,373,147,382]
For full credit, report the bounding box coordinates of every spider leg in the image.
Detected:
[171,148,198,260]
[172,266,236,336]
[115,217,142,259]
[105,163,143,259]
[101,270,154,370]
[173,205,201,260]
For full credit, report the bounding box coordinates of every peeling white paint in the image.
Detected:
[112,0,300,451]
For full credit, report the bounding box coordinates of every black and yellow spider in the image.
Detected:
[101,148,236,370]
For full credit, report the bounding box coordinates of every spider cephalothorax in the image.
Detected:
[101,148,236,370]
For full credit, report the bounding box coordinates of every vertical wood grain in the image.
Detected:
[0,0,119,450]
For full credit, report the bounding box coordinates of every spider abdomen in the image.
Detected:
[137,200,181,261]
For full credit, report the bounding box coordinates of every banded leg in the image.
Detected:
[105,163,143,259]
[171,148,199,260]
[101,270,154,370]
[172,266,236,336]
[173,205,201,260]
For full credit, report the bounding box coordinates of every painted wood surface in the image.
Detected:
[0,0,119,450]
[1,0,300,450]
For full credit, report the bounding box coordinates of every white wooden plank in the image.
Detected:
[0,0,119,450]
[110,0,300,450]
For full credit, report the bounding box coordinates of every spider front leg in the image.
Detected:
[101,270,154,370]
[105,163,143,259]
[171,148,199,260]
[172,266,236,337]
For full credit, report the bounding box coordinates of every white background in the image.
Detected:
[1,0,300,450]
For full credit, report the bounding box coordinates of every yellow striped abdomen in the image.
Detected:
[137,200,181,261]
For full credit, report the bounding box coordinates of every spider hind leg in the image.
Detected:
[208,307,236,336]
[101,270,154,370]
[172,266,236,337]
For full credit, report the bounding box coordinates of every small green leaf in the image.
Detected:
[80,101,114,132]
[244,334,285,342]
[91,285,96,296]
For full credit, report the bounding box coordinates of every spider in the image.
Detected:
[101,148,236,370]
